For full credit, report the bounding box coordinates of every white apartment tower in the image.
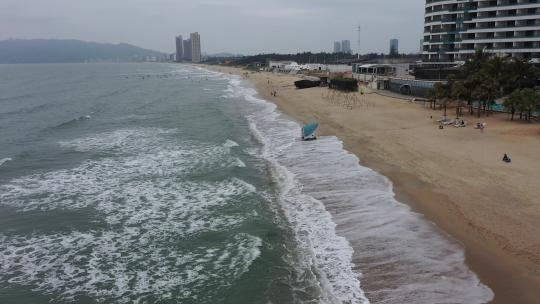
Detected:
[423,0,540,62]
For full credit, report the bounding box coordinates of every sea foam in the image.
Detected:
[220,70,494,304]
[223,73,370,304]
[0,158,12,167]
[0,127,261,303]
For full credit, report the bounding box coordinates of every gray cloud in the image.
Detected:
[0,0,425,55]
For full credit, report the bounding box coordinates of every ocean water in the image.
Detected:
[0,63,492,304]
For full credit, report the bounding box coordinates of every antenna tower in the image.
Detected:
[357,25,361,60]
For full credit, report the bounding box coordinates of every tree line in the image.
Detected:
[204,52,421,65]
[428,50,540,121]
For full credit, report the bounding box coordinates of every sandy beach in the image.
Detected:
[206,65,540,303]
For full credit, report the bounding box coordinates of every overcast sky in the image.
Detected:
[1,0,425,55]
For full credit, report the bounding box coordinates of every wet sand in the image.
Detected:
[206,65,540,303]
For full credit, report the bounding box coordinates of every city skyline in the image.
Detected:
[175,32,201,62]
[0,0,425,55]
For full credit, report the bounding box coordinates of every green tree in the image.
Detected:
[444,49,539,121]
[457,50,490,115]
[516,88,540,121]
[427,87,437,109]
[480,56,507,115]
[433,82,450,118]
[503,89,521,121]
[451,80,468,118]
[472,69,500,118]
[503,58,540,94]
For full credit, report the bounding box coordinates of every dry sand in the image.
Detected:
[207,65,540,303]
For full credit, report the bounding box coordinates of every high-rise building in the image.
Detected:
[419,39,424,54]
[390,39,399,56]
[183,39,192,61]
[334,41,342,53]
[423,0,540,62]
[341,40,352,54]
[175,35,183,63]
[174,32,202,63]
[190,32,201,63]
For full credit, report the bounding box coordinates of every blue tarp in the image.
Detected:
[302,123,319,138]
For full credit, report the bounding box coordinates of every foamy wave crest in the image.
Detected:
[0,158,12,167]
[222,74,369,303]
[52,113,93,129]
[221,71,493,304]
[0,232,262,303]
[58,128,245,172]
[58,128,176,153]
[0,127,260,302]
[224,139,239,148]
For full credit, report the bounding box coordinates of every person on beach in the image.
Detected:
[503,153,512,163]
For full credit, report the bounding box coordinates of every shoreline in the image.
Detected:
[204,65,540,303]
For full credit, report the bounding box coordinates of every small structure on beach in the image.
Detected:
[294,79,321,89]
[388,78,445,97]
[329,78,359,92]
[301,123,319,140]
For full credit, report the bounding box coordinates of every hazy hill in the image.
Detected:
[0,39,166,63]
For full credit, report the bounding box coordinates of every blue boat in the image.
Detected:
[302,123,319,140]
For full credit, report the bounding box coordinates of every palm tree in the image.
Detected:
[472,70,500,118]
[516,88,540,121]
[451,80,468,118]
[427,88,436,109]
[433,82,450,118]
[503,90,521,121]
[504,58,540,94]
[458,50,490,115]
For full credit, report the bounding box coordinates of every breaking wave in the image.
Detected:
[0,127,262,303]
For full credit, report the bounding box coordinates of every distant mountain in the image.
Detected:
[0,39,166,64]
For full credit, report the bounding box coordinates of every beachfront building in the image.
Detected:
[267,60,295,72]
[190,32,201,63]
[175,35,183,63]
[334,41,342,53]
[423,0,540,62]
[352,62,415,89]
[390,39,399,56]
